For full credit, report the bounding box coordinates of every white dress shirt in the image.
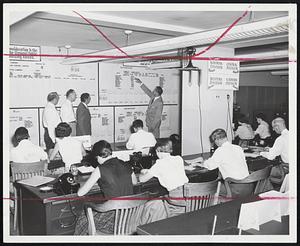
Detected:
[148,154,188,191]
[261,129,289,163]
[235,124,255,140]
[42,102,61,142]
[60,99,76,123]
[126,129,157,151]
[56,137,83,169]
[203,141,249,180]
[10,139,48,163]
[255,120,271,139]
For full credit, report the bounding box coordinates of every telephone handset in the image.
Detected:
[53,173,80,195]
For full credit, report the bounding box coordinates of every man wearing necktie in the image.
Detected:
[134,78,164,138]
[76,93,92,136]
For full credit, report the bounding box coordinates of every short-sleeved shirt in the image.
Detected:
[126,129,157,151]
[56,137,83,169]
[10,139,48,163]
[255,120,271,139]
[148,154,188,191]
[235,124,255,140]
[98,157,134,198]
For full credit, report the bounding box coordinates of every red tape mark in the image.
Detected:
[73,11,131,58]
[193,6,251,57]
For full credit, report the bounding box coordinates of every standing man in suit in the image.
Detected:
[76,93,92,136]
[60,89,77,136]
[134,78,164,138]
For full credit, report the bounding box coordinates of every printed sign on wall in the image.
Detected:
[207,60,240,90]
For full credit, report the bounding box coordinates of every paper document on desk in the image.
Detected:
[185,157,204,165]
[259,190,289,216]
[17,176,55,187]
[77,166,95,174]
[244,152,260,158]
[237,199,281,231]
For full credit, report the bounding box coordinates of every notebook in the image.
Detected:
[17,176,55,187]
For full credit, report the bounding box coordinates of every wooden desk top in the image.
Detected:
[137,195,261,235]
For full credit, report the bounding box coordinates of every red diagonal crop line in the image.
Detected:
[193,6,251,57]
[73,11,131,58]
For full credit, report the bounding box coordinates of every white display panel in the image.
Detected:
[39,106,114,148]
[9,108,40,148]
[99,63,179,105]
[114,105,179,143]
[114,106,147,142]
[89,107,114,144]
[10,58,98,107]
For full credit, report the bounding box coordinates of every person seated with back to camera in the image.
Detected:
[49,122,86,173]
[260,117,289,184]
[254,113,271,147]
[234,117,255,147]
[197,128,249,197]
[126,119,157,154]
[10,127,48,163]
[138,139,189,223]
[74,140,137,235]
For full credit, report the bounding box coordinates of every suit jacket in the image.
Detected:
[76,102,91,136]
[140,84,164,129]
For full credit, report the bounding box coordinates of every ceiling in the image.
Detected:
[9,10,289,73]
[10,11,288,51]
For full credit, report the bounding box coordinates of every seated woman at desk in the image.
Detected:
[49,122,86,172]
[254,113,271,147]
[11,127,48,163]
[74,140,137,235]
[234,117,255,148]
[139,139,189,222]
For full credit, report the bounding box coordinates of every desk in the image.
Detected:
[16,166,218,235]
[136,196,289,235]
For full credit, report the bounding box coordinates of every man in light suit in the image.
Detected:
[134,78,164,138]
[76,93,92,136]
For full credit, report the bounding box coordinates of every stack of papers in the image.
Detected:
[185,156,204,165]
[259,190,289,216]
[17,176,55,187]
[77,166,95,174]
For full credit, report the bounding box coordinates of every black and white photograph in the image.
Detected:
[2,3,297,243]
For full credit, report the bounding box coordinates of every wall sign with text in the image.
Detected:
[207,60,240,90]
[9,44,41,62]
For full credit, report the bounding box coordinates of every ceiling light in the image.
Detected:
[270,70,289,76]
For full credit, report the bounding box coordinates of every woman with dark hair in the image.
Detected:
[49,122,86,172]
[10,127,48,163]
[254,113,271,146]
[234,117,255,147]
[74,140,137,235]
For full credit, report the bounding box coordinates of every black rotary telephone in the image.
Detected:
[53,173,80,195]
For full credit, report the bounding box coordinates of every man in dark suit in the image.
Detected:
[134,78,164,138]
[76,93,91,136]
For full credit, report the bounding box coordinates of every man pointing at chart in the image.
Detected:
[134,78,163,138]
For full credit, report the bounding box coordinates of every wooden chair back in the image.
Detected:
[184,179,220,213]
[224,165,272,198]
[86,192,152,235]
[11,160,48,182]
[10,160,47,231]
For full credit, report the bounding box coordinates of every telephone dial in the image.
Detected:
[53,173,80,195]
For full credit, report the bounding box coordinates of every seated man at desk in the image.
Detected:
[126,119,156,154]
[198,128,249,196]
[260,117,289,183]
[139,139,189,221]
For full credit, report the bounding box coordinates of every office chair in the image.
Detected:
[224,165,272,199]
[10,160,48,231]
[85,192,152,235]
[184,179,221,213]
